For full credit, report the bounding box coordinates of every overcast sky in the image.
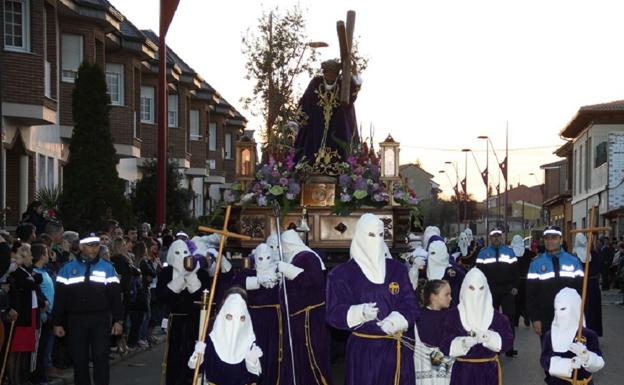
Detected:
[110,0,624,200]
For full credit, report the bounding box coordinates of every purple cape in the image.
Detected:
[416,307,449,347]
[279,251,333,385]
[326,259,420,385]
[294,76,359,162]
[440,307,513,385]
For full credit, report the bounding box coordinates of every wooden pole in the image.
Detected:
[569,206,610,385]
[191,206,251,385]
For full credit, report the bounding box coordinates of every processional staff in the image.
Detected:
[569,206,610,385]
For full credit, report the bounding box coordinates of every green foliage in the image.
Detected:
[35,186,62,211]
[130,159,194,227]
[241,5,319,142]
[59,62,131,233]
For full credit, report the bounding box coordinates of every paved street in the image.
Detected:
[97,290,624,385]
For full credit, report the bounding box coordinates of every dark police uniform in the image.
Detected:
[53,255,123,385]
[476,244,519,325]
[526,250,583,339]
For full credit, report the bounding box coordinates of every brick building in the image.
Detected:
[1,0,246,227]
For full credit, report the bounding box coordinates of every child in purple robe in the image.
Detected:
[188,287,262,385]
[414,280,453,385]
[440,268,513,385]
[326,213,419,385]
[540,288,604,385]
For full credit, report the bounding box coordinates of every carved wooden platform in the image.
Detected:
[231,206,412,251]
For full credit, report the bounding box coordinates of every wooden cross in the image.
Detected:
[191,206,251,385]
[569,205,610,385]
[337,10,356,106]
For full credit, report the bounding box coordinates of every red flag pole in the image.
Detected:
[157,0,180,231]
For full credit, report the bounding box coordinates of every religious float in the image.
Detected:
[223,133,419,261]
[220,10,420,262]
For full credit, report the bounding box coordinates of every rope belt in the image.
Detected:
[289,302,328,385]
[352,332,403,385]
[249,304,283,385]
[556,376,593,385]
[456,355,502,385]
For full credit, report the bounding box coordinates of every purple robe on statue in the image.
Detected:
[440,308,513,385]
[584,251,603,336]
[294,76,359,162]
[540,328,602,385]
[326,259,420,385]
[234,269,282,385]
[418,262,466,308]
[279,251,333,385]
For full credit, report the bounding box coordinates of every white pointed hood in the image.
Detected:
[266,233,280,261]
[252,243,276,276]
[458,268,494,333]
[280,230,325,270]
[511,235,525,257]
[427,240,450,280]
[350,213,386,284]
[423,226,441,250]
[551,287,583,353]
[166,240,190,273]
[458,231,469,257]
[573,233,589,263]
[209,293,256,364]
[464,228,474,244]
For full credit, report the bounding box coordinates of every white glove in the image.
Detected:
[245,276,260,291]
[220,256,232,273]
[258,273,279,288]
[187,341,207,369]
[167,275,187,293]
[362,302,379,322]
[476,330,502,352]
[277,261,304,280]
[245,343,263,376]
[376,311,408,335]
[569,342,590,365]
[185,264,202,293]
[570,357,582,369]
[449,336,478,357]
[414,256,427,269]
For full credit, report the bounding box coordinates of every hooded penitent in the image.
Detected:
[209,293,256,364]
[266,233,280,261]
[252,243,276,276]
[427,240,450,280]
[511,235,525,258]
[573,233,588,263]
[350,213,386,284]
[464,228,474,244]
[280,230,326,270]
[458,231,469,257]
[423,226,441,251]
[550,287,583,353]
[458,268,494,333]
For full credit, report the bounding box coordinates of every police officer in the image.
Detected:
[526,226,583,343]
[52,233,123,385]
[476,227,519,356]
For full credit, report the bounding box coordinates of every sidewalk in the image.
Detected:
[48,336,165,385]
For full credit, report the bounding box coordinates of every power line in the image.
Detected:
[399,144,560,152]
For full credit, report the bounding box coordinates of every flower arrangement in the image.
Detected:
[225,148,301,213]
[392,182,418,207]
[332,142,391,216]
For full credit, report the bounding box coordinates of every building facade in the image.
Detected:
[560,100,624,239]
[1,0,246,227]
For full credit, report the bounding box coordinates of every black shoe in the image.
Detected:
[505,349,518,357]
